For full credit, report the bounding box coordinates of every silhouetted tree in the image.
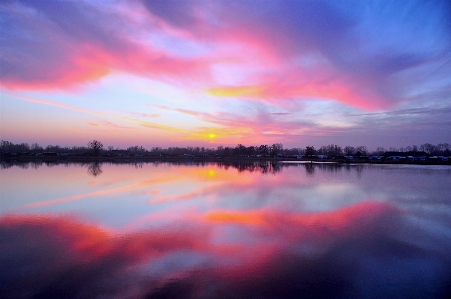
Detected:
[305,146,316,162]
[355,146,368,156]
[270,143,283,157]
[88,140,103,155]
[234,144,246,156]
[258,144,269,156]
[305,146,315,156]
[374,147,385,155]
[344,146,355,156]
[317,144,342,156]
[30,143,43,152]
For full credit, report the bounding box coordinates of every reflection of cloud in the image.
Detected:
[205,201,393,236]
[0,214,212,299]
[149,184,220,204]
[2,201,451,298]
[22,174,184,209]
[148,166,264,205]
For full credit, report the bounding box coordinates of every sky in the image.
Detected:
[1,0,451,150]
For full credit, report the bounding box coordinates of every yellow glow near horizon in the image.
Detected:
[207,85,263,98]
[208,133,216,139]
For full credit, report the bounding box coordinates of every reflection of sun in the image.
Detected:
[208,133,216,139]
[208,170,216,177]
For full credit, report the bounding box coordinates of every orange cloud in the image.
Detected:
[207,78,387,111]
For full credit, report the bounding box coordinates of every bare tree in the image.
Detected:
[344,146,355,156]
[355,146,368,156]
[305,146,316,163]
[88,140,103,155]
[270,143,283,157]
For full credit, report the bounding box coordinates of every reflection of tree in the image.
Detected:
[304,163,315,177]
[355,165,363,179]
[0,161,12,170]
[232,161,283,175]
[44,161,59,167]
[88,162,103,177]
[31,161,43,169]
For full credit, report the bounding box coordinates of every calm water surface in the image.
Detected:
[1,161,451,298]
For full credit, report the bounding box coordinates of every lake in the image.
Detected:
[1,161,451,298]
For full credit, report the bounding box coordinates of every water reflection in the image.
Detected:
[87,162,103,177]
[1,201,450,298]
[1,160,286,175]
[304,163,315,177]
[1,161,451,298]
[0,160,417,177]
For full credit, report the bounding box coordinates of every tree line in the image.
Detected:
[1,140,450,157]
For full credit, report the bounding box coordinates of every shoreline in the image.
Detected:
[1,155,450,166]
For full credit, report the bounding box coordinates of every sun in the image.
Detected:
[208,133,216,139]
[207,169,216,177]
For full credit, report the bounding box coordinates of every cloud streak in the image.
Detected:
[2,0,450,111]
[10,94,186,133]
[150,103,353,144]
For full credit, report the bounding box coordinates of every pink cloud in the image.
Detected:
[205,56,391,110]
[4,0,444,113]
[1,42,212,91]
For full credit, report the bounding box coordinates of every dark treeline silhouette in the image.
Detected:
[314,143,451,156]
[1,140,450,158]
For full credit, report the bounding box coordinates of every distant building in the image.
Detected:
[382,151,429,158]
[43,152,57,156]
[111,150,129,156]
